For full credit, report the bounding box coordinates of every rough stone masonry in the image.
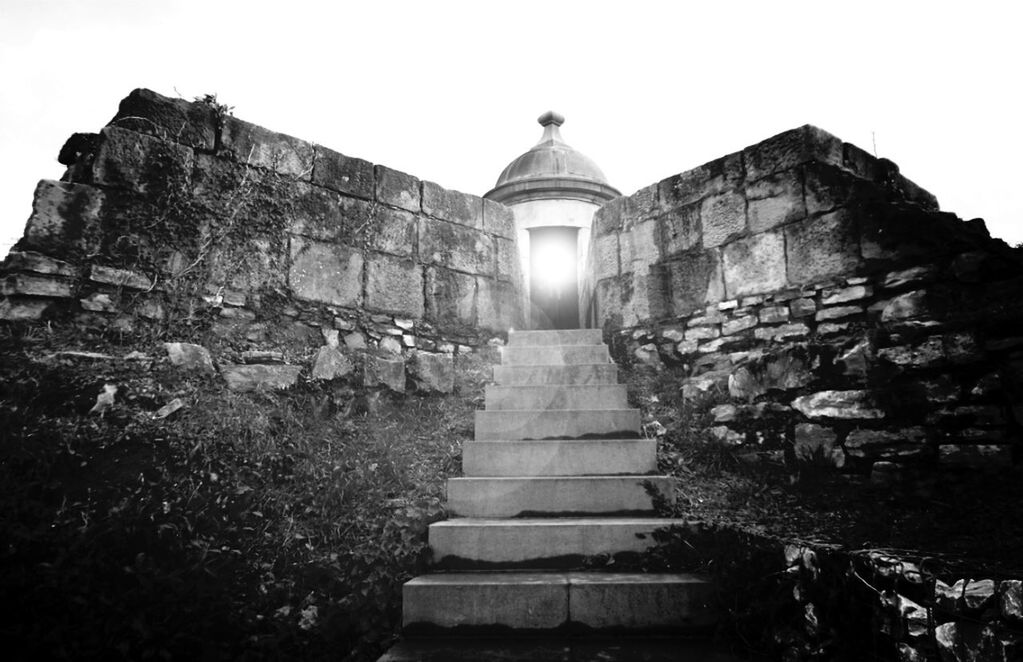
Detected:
[1,89,523,394]
[2,90,1021,479]
[583,125,1023,478]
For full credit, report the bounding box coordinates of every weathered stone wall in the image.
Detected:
[587,125,1023,474]
[1,89,524,392]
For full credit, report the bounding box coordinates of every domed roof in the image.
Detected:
[485,111,620,206]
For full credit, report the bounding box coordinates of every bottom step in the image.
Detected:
[402,572,716,632]
[378,637,748,661]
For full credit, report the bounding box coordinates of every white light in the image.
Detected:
[531,240,575,287]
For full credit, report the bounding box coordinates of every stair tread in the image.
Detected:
[449,475,668,481]
[431,517,690,527]
[407,572,710,585]
[378,637,745,662]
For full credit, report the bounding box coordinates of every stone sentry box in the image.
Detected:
[584,125,1023,476]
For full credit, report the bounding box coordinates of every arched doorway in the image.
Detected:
[528,225,579,329]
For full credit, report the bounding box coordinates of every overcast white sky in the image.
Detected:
[1,0,1020,257]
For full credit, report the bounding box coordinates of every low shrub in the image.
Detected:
[0,333,469,661]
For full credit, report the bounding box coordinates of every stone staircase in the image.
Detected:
[378,329,724,661]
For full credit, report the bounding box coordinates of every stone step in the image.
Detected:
[446,476,674,518]
[402,572,716,632]
[378,637,745,661]
[428,517,690,568]
[507,328,603,346]
[463,439,656,476]
[493,364,619,386]
[475,409,640,440]
[485,384,628,411]
[501,345,609,366]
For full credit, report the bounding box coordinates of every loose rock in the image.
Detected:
[311,346,354,381]
[163,342,215,373]
[222,364,302,392]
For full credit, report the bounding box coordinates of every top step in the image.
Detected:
[507,329,603,346]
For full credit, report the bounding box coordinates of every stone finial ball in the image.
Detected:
[537,111,565,127]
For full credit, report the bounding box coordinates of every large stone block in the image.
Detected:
[107,88,217,150]
[592,197,625,236]
[375,165,420,212]
[722,231,787,298]
[784,209,862,285]
[367,206,417,258]
[745,169,806,232]
[422,180,483,229]
[311,145,374,199]
[743,125,844,182]
[220,117,313,178]
[494,236,518,281]
[207,233,287,292]
[289,191,414,257]
[619,218,660,268]
[803,162,876,217]
[592,233,620,281]
[661,203,701,256]
[21,180,106,257]
[621,268,667,327]
[701,191,746,248]
[595,277,623,327]
[365,254,424,317]
[92,126,195,192]
[425,267,476,329]
[482,198,515,238]
[189,151,255,202]
[658,152,744,211]
[288,235,363,306]
[625,183,658,220]
[477,277,523,331]
[419,218,494,275]
[665,250,725,315]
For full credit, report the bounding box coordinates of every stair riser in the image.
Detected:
[475,410,640,440]
[507,329,603,346]
[404,579,566,630]
[463,440,656,476]
[571,579,718,630]
[501,345,609,366]
[485,385,628,410]
[493,364,619,386]
[429,520,679,567]
[402,574,716,632]
[446,477,674,518]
